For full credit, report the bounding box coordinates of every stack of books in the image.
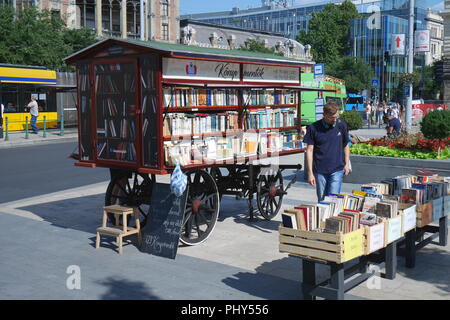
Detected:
[245,108,296,129]
[242,89,297,106]
[324,211,361,234]
[163,88,239,107]
[163,112,239,136]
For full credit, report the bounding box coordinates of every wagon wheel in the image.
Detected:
[105,172,155,227]
[257,169,284,220]
[180,170,220,246]
[209,167,224,200]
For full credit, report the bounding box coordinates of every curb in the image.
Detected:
[0,135,78,149]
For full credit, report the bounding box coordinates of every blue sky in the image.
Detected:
[180,0,444,15]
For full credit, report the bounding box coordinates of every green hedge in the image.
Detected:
[350,143,450,160]
[340,110,363,131]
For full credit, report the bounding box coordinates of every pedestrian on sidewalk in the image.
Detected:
[304,102,351,202]
[25,95,39,134]
[0,102,4,139]
[365,100,372,128]
[377,101,384,128]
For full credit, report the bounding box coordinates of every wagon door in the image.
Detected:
[93,60,139,166]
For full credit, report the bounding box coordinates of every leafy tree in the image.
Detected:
[62,27,97,54]
[327,56,375,93]
[296,0,360,65]
[416,63,441,100]
[239,38,283,56]
[0,6,97,70]
[420,110,450,156]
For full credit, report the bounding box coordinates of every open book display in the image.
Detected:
[279,174,450,264]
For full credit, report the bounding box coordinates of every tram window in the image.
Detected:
[347,97,363,104]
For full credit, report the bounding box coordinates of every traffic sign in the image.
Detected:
[372,79,379,87]
[404,85,410,97]
[391,34,405,56]
[314,64,324,81]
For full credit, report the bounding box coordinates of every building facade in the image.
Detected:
[6,0,180,43]
[426,9,444,65]
[180,19,313,63]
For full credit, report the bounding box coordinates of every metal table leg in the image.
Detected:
[302,259,316,300]
[439,216,448,247]
[405,229,416,268]
[330,262,345,300]
[385,241,397,280]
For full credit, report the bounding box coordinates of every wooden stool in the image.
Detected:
[96,205,142,254]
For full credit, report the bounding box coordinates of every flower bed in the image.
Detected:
[350,133,450,160]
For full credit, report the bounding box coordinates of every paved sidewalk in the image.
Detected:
[0,127,78,149]
[0,170,449,300]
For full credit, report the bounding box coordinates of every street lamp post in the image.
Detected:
[406,0,415,131]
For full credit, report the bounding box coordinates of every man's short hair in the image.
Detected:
[323,102,340,115]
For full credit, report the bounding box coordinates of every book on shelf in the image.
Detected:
[401,188,422,205]
[294,204,319,231]
[243,89,297,106]
[164,112,239,137]
[245,108,296,130]
[317,202,334,222]
[284,209,307,231]
[380,179,395,195]
[282,212,298,229]
[362,196,381,213]
[392,175,415,195]
[375,200,398,219]
[359,212,381,226]
[163,87,239,107]
[339,211,361,232]
[324,216,349,234]
[323,195,345,216]
[242,132,258,155]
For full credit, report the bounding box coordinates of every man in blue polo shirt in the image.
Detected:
[304,102,351,202]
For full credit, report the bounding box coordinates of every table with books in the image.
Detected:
[279,173,450,300]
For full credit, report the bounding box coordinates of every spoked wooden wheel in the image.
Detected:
[180,170,220,246]
[105,172,155,227]
[256,169,284,220]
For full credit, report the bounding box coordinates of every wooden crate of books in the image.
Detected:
[444,195,450,216]
[363,222,386,255]
[399,203,417,233]
[416,201,433,227]
[384,214,404,245]
[279,226,365,264]
[432,198,444,221]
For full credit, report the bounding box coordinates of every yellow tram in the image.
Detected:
[0,64,59,131]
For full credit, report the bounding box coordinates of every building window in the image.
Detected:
[161,0,169,17]
[162,23,169,40]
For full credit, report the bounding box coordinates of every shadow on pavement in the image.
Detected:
[96,277,160,300]
[222,257,303,300]
[396,247,450,297]
[19,194,105,234]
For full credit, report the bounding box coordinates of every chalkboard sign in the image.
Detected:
[140,183,189,259]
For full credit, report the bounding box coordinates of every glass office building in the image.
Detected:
[185,0,442,100]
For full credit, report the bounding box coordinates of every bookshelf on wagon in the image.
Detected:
[66,38,319,246]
